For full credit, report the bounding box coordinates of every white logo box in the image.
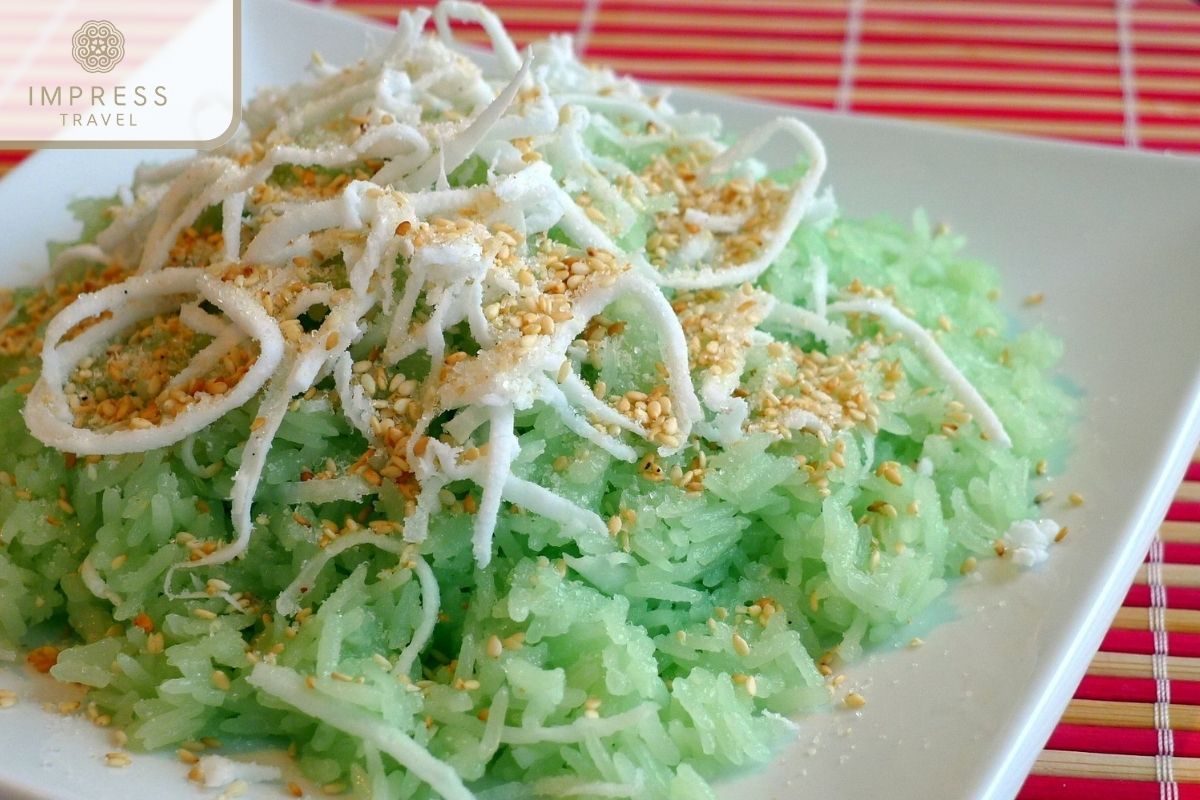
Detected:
[0,0,239,148]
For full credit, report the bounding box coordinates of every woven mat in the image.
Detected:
[7,1,1200,796]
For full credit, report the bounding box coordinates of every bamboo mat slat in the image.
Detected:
[3,1,1198,798]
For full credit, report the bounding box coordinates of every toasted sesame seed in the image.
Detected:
[877,461,903,486]
[104,752,132,768]
[485,634,504,659]
[1068,492,1084,507]
[844,692,867,709]
[211,670,231,691]
[960,556,977,575]
[731,632,751,657]
[192,608,217,620]
[0,690,16,708]
[1055,526,1070,542]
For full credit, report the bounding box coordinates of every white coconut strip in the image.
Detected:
[378,236,410,314]
[348,192,408,297]
[393,554,439,677]
[403,432,470,544]
[79,558,122,606]
[811,256,829,318]
[536,377,637,462]
[556,94,674,130]
[248,664,473,800]
[501,474,606,538]
[179,434,223,479]
[138,124,430,275]
[37,271,197,385]
[275,530,408,617]
[699,377,750,446]
[167,585,248,615]
[137,159,245,273]
[244,186,367,266]
[280,285,335,320]
[433,0,523,76]
[179,366,293,571]
[829,297,1011,447]
[549,184,648,272]
[779,407,833,440]
[162,326,244,397]
[405,185,491,217]
[766,300,850,345]
[463,279,495,347]
[134,156,195,188]
[25,272,284,456]
[557,372,647,437]
[276,475,375,507]
[618,277,702,452]
[52,296,180,373]
[401,54,532,191]
[478,687,509,762]
[500,703,656,745]
[385,8,433,64]
[194,755,282,791]
[472,404,518,566]
[682,207,751,234]
[285,293,373,396]
[178,302,230,339]
[46,243,109,281]
[403,471,447,545]
[333,352,376,439]
[655,118,828,290]
[486,86,559,141]
[270,75,386,139]
[426,280,466,371]
[221,191,247,261]
[383,266,428,362]
[271,123,429,174]
[362,744,389,800]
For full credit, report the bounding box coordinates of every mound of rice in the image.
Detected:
[0,4,1071,799]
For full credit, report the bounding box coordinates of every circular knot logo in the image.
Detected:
[71,20,125,74]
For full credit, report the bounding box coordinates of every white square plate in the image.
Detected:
[2,2,1200,798]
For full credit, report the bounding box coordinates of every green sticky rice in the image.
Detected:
[0,200,1071,798]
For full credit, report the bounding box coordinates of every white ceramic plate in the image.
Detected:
[2,2,1200,798]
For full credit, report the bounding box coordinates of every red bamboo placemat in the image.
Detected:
[5,1,1200,797]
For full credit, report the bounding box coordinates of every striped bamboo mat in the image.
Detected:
[5,1,1199,797]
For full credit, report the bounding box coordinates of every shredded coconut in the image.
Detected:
[1003,518,1061,569]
